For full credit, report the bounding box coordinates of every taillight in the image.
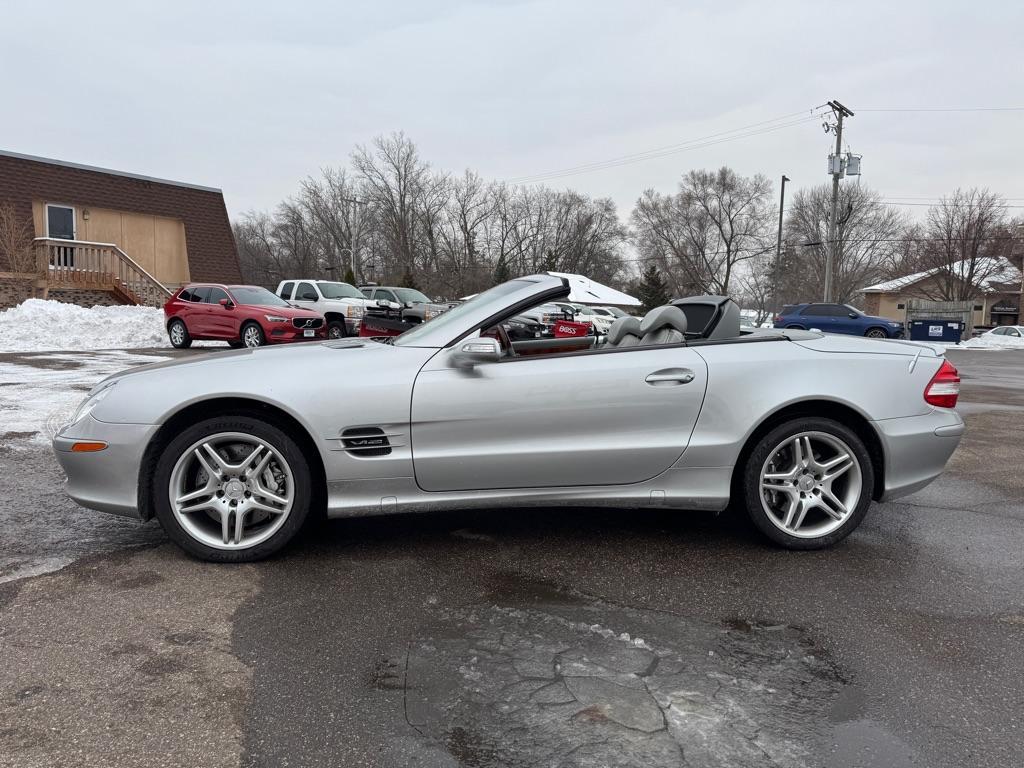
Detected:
[924,359,960,408]
[773,314,783,324]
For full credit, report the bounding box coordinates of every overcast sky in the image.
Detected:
[3,0,1022,220]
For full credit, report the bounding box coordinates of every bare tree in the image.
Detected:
[917,188,1009,300]
[0,201,38,275]
[631,167,774,296]
[783,184,907,302]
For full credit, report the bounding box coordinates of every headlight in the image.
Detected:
[264,315,288,322]
[71,381,117,425]
[888,322,901,327]
[346,305,363,318]
[424,309,434,321]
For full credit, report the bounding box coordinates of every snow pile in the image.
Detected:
[960,333,1024,351]
[0,299,168,352]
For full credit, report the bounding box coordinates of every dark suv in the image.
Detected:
[774,303,904,339]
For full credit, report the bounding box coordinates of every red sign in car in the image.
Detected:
[552,320,593,338]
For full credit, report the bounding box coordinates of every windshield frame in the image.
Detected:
[393,287,432,304]
[392,275,566,348]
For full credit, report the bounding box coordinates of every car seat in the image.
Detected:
[638,306,688,345]
[606,316,642,347]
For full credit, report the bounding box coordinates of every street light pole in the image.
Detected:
[774,174,789,311]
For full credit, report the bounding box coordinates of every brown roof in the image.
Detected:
[0,149,241,283]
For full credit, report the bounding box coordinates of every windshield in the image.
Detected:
[394,288,432,304]
[605,307,627,318]
[318,281,364,299]
[230,286,290,307]
[393,279,539,346]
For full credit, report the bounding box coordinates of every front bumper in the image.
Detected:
[267,326,327,343]
[53,416,158,519]
[872,407,964,501]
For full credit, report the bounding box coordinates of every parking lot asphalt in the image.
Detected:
[0,347,1022,767]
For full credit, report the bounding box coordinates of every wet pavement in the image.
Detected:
[0,346,1022,767]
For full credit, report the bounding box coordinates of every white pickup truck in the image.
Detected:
[276,280,382,338]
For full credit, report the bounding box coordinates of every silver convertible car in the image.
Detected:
[54,273,965,562]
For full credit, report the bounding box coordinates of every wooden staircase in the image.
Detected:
[34,238,174,307]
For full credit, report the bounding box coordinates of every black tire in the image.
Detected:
[241,322,266,348]
[865,327,888,339]
[741,417,874,550]
[326,320,347,339]
[785,324,806,331]
[152,415,312,562]
[168,318,192,349]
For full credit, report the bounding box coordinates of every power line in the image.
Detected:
[858,107,1024,113]
[877,201,1024,209]
[506,109,825,184]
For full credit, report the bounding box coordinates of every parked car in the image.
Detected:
[276,279,374,338]
[774,303,905,338]
[59,273,963,562]
[164,284,326,349]
[358,285,449,324]
[572,305,613,334]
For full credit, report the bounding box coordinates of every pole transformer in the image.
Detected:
[824,100,853,303]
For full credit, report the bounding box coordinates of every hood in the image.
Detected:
[249,303,322,318]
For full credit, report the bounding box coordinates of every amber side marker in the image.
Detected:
[71,441,108,452]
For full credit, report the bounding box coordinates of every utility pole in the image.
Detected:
[824,100,853,302]
[774,174,789,311]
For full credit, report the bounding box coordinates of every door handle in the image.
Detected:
[645,369,695,385]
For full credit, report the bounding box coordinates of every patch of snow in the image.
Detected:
[0,351,168,446]
[960,333,1024,350]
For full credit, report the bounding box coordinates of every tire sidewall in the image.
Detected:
[152,415,312,562]
[742,417,874,549]
[168,319,191,349]
[241,322,265,347]
[327,320,347,339]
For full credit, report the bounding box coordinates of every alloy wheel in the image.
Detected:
[866,329,887,339]
[170,323,185,345]
[168,432,294,550]
[243,325,263,347]
[328,324,344,339]
[759,431,862,539]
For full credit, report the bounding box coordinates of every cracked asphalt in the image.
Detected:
[0,347,1022,767]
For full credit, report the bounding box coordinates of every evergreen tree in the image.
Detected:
[400,268,418,289]
[344,267,356,285]
[638,264,670,311]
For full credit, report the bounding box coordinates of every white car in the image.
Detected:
[276,280,376,338]
[976,325,1024,347]
[571,305,615,334]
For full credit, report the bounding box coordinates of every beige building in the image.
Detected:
[860,257,1021,329]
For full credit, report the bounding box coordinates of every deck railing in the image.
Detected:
[34,238,173,307]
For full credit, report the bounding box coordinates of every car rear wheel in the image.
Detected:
[327,320,347,339]
[168,319,192,349]
[152,416,312,562]
[742,418,873,549]
[865,327,888,339]
[241,322,265,348]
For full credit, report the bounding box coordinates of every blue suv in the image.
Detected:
[774,303,904,339]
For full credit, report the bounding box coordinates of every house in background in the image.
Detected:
[859,256,1022,329]
[0,149,241,310]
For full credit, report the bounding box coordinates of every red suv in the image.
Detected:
[164,284,327,349]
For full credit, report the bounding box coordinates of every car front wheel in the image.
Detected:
[241,322,266,348]
[327,320,347,339]
[152,416,312,562]
[865,328,888,339]
[742,418,874,549]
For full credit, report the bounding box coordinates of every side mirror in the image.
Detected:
[405,301,415,309]
[302,292,318,301]
[451,337,501,368]
[376,299,389,308]
[848,313,858,319]
[219,298,233,308]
